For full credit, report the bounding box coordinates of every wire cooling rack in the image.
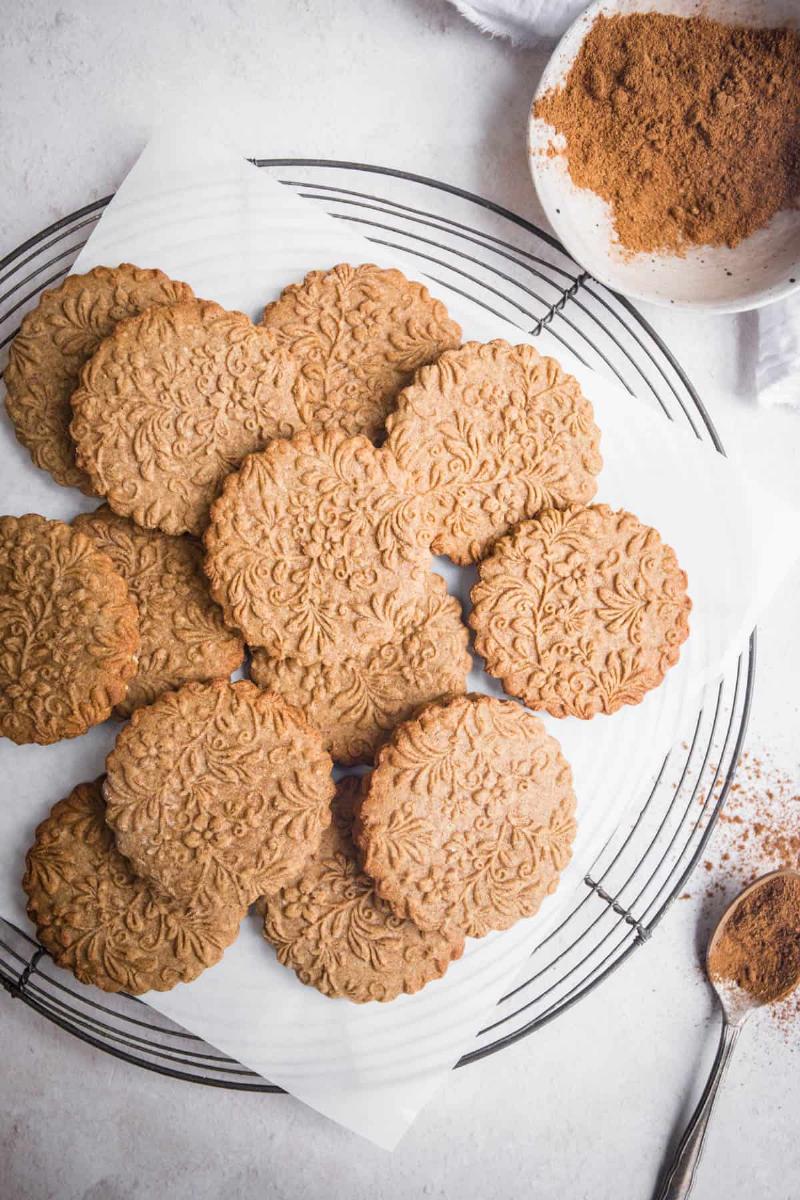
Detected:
[0,160,754,1088]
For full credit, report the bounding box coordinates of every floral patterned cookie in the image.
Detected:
[384,340,602,564]
[74,505,243,718]
[261,263,461,442]
[356,694,577,938]
[204,429,431,665]
[104,680,335,908]
[262,776,464,1002]
[0,515,139,745]
[24,779,244,994]
[70,300,301,535]
[4,264,194,493]
[250,571,472,764]
[469,505,691,718]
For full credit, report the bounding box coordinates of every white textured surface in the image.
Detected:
[1,1,800,1196]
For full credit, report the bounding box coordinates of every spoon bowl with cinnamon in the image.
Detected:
[654,868,800,1199]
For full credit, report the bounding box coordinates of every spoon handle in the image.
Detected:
[653,1017,744,1200]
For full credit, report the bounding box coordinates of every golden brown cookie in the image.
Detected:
[4,265,194,493]
[356,694,577,938]
[250,572,472,764]
[261,263,461,442]
[104,680,335,908]
[469,505,691,718]
[23,779,244,994]
[0,515,139,744]
[74,505,243,718]
[384,340,602,564]
[204,429,430,664]
[262,776,465,1002]
[70,300,301,535]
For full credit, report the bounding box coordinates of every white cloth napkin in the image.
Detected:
[757,293,800,411]
[448,0,587,44]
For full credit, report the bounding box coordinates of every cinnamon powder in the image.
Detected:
[534,12,800,255]
[708,873,800,1004]
[680,750,800,1036]
[698,752,800,896]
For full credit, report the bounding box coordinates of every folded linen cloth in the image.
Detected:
[756,292,800,411]
[447,0,587,44]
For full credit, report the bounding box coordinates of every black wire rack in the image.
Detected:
[0,160,754,1089]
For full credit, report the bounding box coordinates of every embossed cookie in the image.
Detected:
[356,694,577,938]
[204,429,430,664]
[0,515,139,744]
[74,505,243,718]
[23,779,243,994]
[261,263,461,441]
[262,776,465,1002]
[104,680,335,907]
[4,264,194,492]
[70,300,301,535]
[469,505,691,718]
[384,340,602,564]
[250,572,472,764]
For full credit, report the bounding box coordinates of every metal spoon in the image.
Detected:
[654,868,800,1200]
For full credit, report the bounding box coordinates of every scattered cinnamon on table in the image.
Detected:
[534,12,800,256]
[680,750,800,1037]
[694,751,800,898]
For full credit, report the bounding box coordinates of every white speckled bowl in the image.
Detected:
[528,0,800,312]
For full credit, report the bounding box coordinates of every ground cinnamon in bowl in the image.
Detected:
[708,872,800,1005]
[534,12,800,256]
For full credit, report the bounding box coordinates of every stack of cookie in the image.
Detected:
[3,260,690,1003]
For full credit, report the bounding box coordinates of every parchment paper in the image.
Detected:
[1,127,797,1148]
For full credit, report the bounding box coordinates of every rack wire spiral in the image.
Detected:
[0,160,754,1088]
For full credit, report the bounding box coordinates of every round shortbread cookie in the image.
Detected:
[74,505,243,718]
[250,571,471,764]
[261,263,461,441]
[24,779,244,994]
[204,429,431,665]
[104,680,335,908]
[262,776,465,1002]
[70,300,301,535]
[469,505,691,718]
[384,340,602,564]
[0,515,139,744]
[356,694,577,938]
[4,264,194,492]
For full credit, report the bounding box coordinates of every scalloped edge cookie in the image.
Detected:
[4,264,194,492]
[355,693,577,938]
[103,679,335,908]
[261,262,462,441]
[469,504,691,718]
[70,299,300,535]
[204,429,431,664]
[0,514,139,744]
[24,779,244,994]
[384,339,602,564]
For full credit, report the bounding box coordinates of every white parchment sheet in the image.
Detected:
[1,128,798,1148]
